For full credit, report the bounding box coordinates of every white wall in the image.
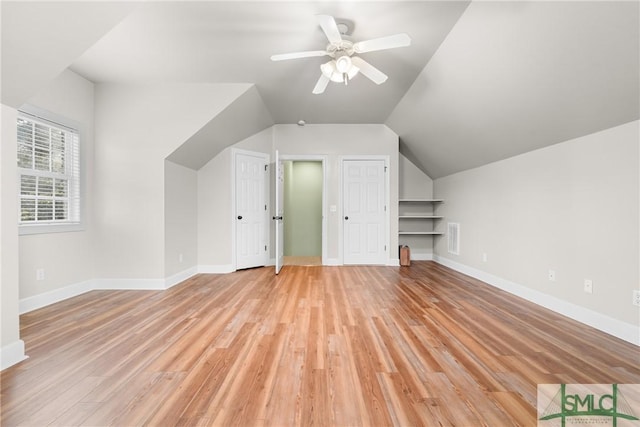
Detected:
[197,149,232,270]
[197,128,272,270]
[274,124,399,264]
[94,83,249,279]
[164,161,198,278]
[18,70,96,299]
[198,124,399,267]
[399,154,433,199]
[434,121,639,339]
[1,104,26,369]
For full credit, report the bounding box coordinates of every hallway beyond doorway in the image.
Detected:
[283,256,322,266]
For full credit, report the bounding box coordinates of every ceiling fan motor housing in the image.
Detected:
[326,40,354,57]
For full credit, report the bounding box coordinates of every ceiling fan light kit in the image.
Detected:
[321,59,359,84]
[271,14,411,94]
[335,55,352,74]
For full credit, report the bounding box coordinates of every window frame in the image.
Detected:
[17,105,84,235]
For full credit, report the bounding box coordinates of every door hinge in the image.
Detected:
[265,245,267,252]
[384,166,388,172]
[384,205,387,212]
[384,245,387,251]
[265,204,267,211]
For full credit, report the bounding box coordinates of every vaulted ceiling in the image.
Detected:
[2,1,638,178]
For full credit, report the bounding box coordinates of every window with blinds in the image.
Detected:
[17,113,80,226]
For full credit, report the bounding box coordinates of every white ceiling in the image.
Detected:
[2,1,638,178]
[0,1,135,107]
[388,1,640,177]
[69,1,470,125]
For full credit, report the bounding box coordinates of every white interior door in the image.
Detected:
[236,151,267,270]
[343,160,386,265]
[274,150,284,274]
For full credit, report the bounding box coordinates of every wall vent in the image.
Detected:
[447,223,460,255]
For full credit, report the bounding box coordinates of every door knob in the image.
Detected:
[344,216,349,220]
[272,216,283,220]
[237,215,243,220]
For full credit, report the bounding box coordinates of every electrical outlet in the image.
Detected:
[548,270,556,282]
[36,268,45,281]
[482,253,487,263]
[583,279,593,294]
[633,290,640,307]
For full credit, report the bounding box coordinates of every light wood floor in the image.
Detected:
[1,262,638,426]
[284,256,322,266]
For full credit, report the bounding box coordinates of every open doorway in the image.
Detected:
[282,160,324,266]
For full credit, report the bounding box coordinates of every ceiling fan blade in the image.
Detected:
[271,50,328,61]
[312,74,330,94]
[350,57,387,85]
[353,33,411,54]
[316,15,342,44]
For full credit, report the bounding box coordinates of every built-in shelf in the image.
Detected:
[399,199,444,203]
[398,231,444,235]
[398,198,444,240]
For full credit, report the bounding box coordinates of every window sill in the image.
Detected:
[19,223,84,236]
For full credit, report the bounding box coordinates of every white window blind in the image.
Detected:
[17,113,80,226]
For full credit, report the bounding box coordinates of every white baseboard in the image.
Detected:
[411,253,434,261]
[19,268,200,315]
[434,255,640,346]
[198,264,235,274]
[95,268,200,291]
[324,258,341,266]
[1,340,27,370]
[387,258,400,267]
[165,266,198,289]
[19,279,94,314]
[93,278,166,291]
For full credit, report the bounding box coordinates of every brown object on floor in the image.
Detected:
[400,245,411,266]
[2,262,639,426]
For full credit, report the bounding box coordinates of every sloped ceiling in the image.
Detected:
[0,1,137,107]
[166,85,274,169]
[2,1,638,177]
[387,1,640,178]
[69,1,469,125]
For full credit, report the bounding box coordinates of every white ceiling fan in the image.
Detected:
[271,15,411,94]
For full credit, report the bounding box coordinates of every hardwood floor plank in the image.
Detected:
[422,372,480,425]
[142,345,225,426]
[212,329,279,426]
[19,376,105,426]
[344,322,395,426]
[325,333,362,426]
[111,372,187,427]
[377,371,423,426]
[263,328,304,427]
[2,261,638,426]
[47,401,102,427]
[242,323,290,425]
[80,372,160,426]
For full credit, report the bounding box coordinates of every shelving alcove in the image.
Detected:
[398,198,444,238]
